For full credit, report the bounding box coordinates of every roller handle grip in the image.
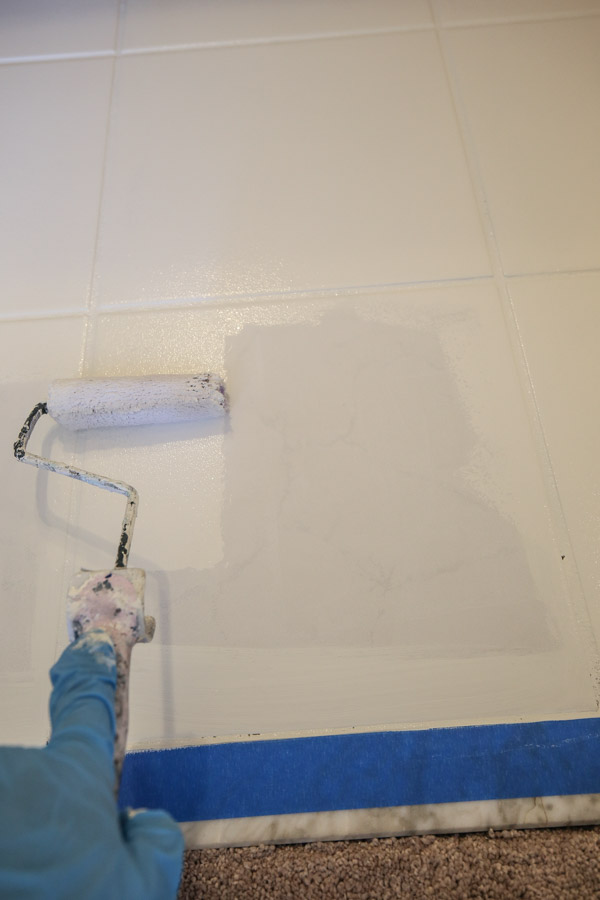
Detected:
[66,568,154,791]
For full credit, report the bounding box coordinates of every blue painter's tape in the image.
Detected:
[119,718,600,822]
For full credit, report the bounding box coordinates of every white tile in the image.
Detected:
[444,18,600,275]
[0,59,113,317]
[432,0,600,25]
[0,0,119,61]
[121,0,432,51]
[0,316,85,385]
[0,316,86,745]
[509,272,600,641]
[94,32,489,307]
[64,283,596,746]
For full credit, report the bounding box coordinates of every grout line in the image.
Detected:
[92,275,494,315]
[0,24,434,68]
[438,10,600,30]
[505,267,600,280]
[430,1,600,680]
[118,24,435,57]
[79,6,125,377]
[3,267,599,324]
[0,50,115,66]
[1,11,598,68]
[428,2,512,297]
[0,308,88,323]
[2,267,598,324]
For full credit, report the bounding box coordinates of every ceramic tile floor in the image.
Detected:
[1,0,600,842]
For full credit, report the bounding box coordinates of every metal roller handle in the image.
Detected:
[14,403,138,568]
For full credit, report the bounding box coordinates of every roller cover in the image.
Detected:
[47,374,228,430]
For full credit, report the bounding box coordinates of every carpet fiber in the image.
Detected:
[179,826,600,899]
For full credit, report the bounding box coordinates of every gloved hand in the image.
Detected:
[0,630,184,899]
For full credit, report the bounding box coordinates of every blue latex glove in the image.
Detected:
[0,630,184,899]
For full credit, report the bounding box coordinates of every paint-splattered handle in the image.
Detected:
[66,568,154,793]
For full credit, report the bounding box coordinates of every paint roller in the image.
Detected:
[14,373,228,790]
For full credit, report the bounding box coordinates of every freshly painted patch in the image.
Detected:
[168,310,550,653]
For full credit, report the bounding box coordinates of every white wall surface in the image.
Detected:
[1,1,599,750]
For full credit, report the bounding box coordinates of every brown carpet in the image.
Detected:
[179,827,600,899]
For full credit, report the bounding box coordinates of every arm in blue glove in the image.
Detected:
[0,630,184,900]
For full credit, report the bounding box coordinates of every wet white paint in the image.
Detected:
[168,310,550,651]
[1,8,598,849]
[3,287,595,749]
[49,285,596,746]
[48,373,227,430]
